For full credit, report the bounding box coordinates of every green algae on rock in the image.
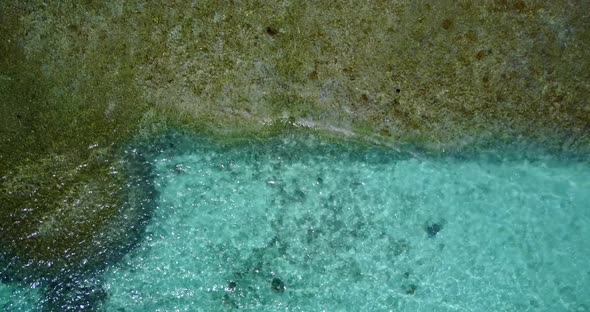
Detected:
[0,146,157,310]
[1,3,157,310]
[8,1,589,150]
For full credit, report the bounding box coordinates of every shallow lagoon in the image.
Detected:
[2,132,590,311]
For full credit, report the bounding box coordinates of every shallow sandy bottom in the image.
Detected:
[3,133,589,311]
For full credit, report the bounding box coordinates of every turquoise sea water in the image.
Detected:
[2,133,590,311]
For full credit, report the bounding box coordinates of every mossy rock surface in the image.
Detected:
[0,3,156,308]
[3,1,589,149]
[0,149,155,281]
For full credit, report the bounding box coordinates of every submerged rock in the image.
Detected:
[425,221,444,238]
[41,274,107,312]
[173,163,187,174]
[402,284,417,295]
[0,147,157,309]
[226,280,237,292]
[271,278,286,292]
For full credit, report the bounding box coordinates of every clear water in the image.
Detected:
[3,133,590,311]
[0,282,39,311]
